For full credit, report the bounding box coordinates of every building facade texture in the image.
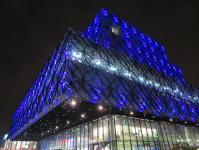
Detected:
[4,8,199,150]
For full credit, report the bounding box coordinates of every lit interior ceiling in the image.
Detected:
[12,100,197,141]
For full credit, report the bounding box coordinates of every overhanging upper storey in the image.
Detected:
[8,8,199,140]
[82,7,199,103]
[9,28,199,139]
[82,8,184,81]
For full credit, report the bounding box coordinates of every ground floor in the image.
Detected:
[4,114,199,150]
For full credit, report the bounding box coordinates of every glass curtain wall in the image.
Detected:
[4,141,36,150]
[7,115,199,150]
[37,115,199,150]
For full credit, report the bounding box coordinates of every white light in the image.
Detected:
[47,131,49,132]
[73,52,81,58]
[68,44,195,102]
[110,66,116,71]
[71,101,76,106]
[82,114,85,118]
[94,60,101,65]
[56,126,58,129]
[139,77,143,81]
[130,112,133,115]
[111,26,119,35]
[124,73,131,77]
[99,106,103,110]
[67,121,69,124]
[4,134,8,140]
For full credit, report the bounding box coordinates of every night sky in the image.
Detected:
[1,0,199,140]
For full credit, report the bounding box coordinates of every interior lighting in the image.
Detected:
[130,111,133,115]
[68,43,194,102]
[94,60,101,65]
[81,114,85,118]
[139,77,144,81]
[99,106,103,109]
[110,66,116,71]
[4,134,8,140]
[71,101,76,106]
[111,26,119,35]
[10,8,199,138]
[56,126,58,129]
[73,52,82,58]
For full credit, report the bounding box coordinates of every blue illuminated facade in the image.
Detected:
[8,8,199,140]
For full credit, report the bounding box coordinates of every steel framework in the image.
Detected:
[9,8,199,139]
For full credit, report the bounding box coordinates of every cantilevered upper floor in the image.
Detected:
[8,8,199,140]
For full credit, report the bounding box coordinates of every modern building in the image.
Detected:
[4,8,199,150]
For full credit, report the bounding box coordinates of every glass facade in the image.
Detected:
[4,140,37,150]
[36,115,199,150]
[5,114,199,150]
[9,8,199,141]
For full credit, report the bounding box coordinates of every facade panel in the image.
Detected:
[4,7,199,150]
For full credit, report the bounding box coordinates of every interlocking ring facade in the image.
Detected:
[9,8,199,139]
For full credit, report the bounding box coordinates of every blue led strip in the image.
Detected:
[9,9,199,138]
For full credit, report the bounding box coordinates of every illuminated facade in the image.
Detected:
[4,8,199,150]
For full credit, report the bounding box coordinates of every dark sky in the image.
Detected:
[1,0,199,140]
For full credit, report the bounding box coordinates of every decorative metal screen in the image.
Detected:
[9,8,199,139]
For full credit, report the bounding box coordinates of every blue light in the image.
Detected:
[8,8,199,139]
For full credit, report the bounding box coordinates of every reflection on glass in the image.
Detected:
[103,116,109,142]
[98,118,103,142]
[81,125,85,145]
[85,123,89,145]
[93,120,98,143]
[8,114,198,150]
